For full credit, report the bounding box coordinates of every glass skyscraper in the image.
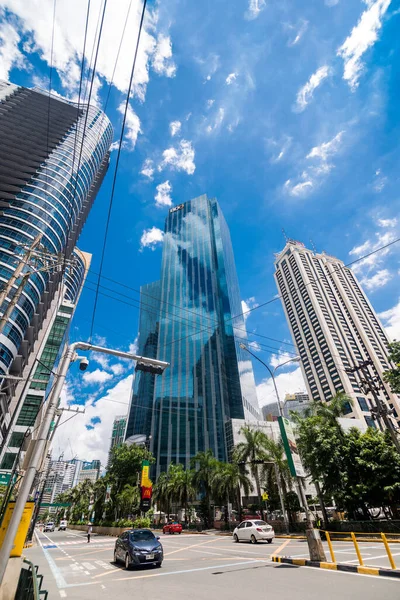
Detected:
[0,79,112,441]
[126,195,260,475]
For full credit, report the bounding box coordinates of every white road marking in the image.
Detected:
[84,571,90,575]
[59,591,67,598]
[188,548,223,556]
[82,562,96,570]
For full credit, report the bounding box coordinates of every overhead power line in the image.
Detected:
[89,0,148,340]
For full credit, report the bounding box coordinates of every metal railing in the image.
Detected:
[321,530,399,570]
[15,558,48,600]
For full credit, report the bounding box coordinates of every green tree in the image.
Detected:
[212,461,252,523]
[260,437,294,522]
[191,449,219,527]
[234,426,270,509]
[171,465,196,524]
[383,341,400,394]
[116,484,140,519]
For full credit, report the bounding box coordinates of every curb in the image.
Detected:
[275,535,306,539]
[271,555,400,578]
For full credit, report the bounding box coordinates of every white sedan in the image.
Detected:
[233,520,274,544]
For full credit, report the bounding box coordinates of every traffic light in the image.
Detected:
[135,361,165,375]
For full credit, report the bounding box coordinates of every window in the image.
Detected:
[238,522,246,529]
[365,416,376,429]
[357,397,369,412]
[130,531,155,542]
[342,402,352,415]
[245,522,253,528]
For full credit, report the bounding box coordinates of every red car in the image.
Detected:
[163,522,182,534]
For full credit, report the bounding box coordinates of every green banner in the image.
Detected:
[278,417,305,478]
[0,472,11,486]
[40,503,71,508]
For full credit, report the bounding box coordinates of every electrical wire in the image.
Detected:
[88,0,148,340]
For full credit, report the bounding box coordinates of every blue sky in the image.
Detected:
[1,0,399,464]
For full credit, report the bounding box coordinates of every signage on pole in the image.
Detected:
[262,492,269,501]
[140,460,153,512]
[0,471,15,487]
[0,501,34,557]
[278,416,305,478]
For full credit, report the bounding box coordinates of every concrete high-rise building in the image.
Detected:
[126,195,260,474]
[107,415,127,467]
[0,80,112,446]
[274,240,400,426]
[283,392,310,418]
[78,460,101,484]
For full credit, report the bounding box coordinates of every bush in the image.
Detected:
[114,519,134,527]
[133,517,151,529]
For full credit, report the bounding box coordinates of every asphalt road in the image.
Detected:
[25,529,399,599]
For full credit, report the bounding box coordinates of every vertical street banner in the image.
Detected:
[0,501,34,557]
[140,460,153,512]
[278,417,305,478]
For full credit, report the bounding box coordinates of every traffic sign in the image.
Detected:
[262,492,269,501]
[0,471,14,486]
[40,503,71,508]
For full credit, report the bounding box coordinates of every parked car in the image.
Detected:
[44,522,55,533]
[163,522,182,535]
[58,520,68,531]
[233,520,274,544]
[114,529,163,570]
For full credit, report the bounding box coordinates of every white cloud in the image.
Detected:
[159,139,196,175]
[241,297,259,322]
[285,130,345,197]
[373,169,387,192]
[245,0,266,20]
[110,141,120,152]
[257,366,306,407]
[379,299,400,341]
[169,120,181,137]
[119,102,141,150]
[287,20,308,47]
[206,107,225,134]
[0,1,175,103]
[82,368,113,385]
[141,158,154,179]
[152,34,176,78]
[225,72,238,85]
[110,363,125,375]
[270,351,298,369]
[206,99,215,109]
[306,130,345,162]
[140,226,164,251]
[284,179,313,197]
[129,336,139,355]
[378,218,397,228]
[360,268,392,291]
[155,180,173,207]
[248,340,261,352]
[269,136,292,163]
[325,0,339,5]
[52,375,133,466]
[349,229,397,274]
[0,14,26,79]
[337,0,392,90]
[91,352,110,370]
[295,65,330,112]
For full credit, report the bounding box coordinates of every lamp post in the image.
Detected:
[0,342,169,585]
[240,344,326,561]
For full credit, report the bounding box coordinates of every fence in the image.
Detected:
[15,559,48,600]
[321,530,400,570]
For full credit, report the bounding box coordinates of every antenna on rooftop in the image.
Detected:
[310,239,317,254]
[282,228,289,243]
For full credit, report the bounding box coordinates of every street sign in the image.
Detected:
[262,492,269,501]
[40,503,71,508]
[0,472,11,486]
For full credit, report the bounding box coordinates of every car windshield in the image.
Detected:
[254,521,267,526]
[129,530,155,542]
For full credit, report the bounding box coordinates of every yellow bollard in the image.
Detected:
[381,533,396,570]
[351,532,363,566]
[325,531,336,564]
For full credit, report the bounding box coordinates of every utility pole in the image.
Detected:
[0,342,169,585]
[346,360,400,453]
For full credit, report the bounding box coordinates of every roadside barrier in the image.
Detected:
[321,530,398,569]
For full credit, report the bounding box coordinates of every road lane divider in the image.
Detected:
[271,555,400,578]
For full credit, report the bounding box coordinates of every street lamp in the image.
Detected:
[0,342,169,585]
[239,343,300,417]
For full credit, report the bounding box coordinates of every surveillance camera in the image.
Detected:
[79,357,89,371]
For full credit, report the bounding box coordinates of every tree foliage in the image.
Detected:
[383,341,400,394]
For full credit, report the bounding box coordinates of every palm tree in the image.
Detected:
[260,437,293,523]
[172,466,196,524]
[212,462,252,523]
[153,471,169,525]
[235,426,269,509]
[116,484,139,519]
[191,449,219,527]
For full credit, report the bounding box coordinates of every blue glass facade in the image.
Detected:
[127,195,260,475]
[0,82,112,377]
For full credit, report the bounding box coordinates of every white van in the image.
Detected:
[58,520,68,531]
